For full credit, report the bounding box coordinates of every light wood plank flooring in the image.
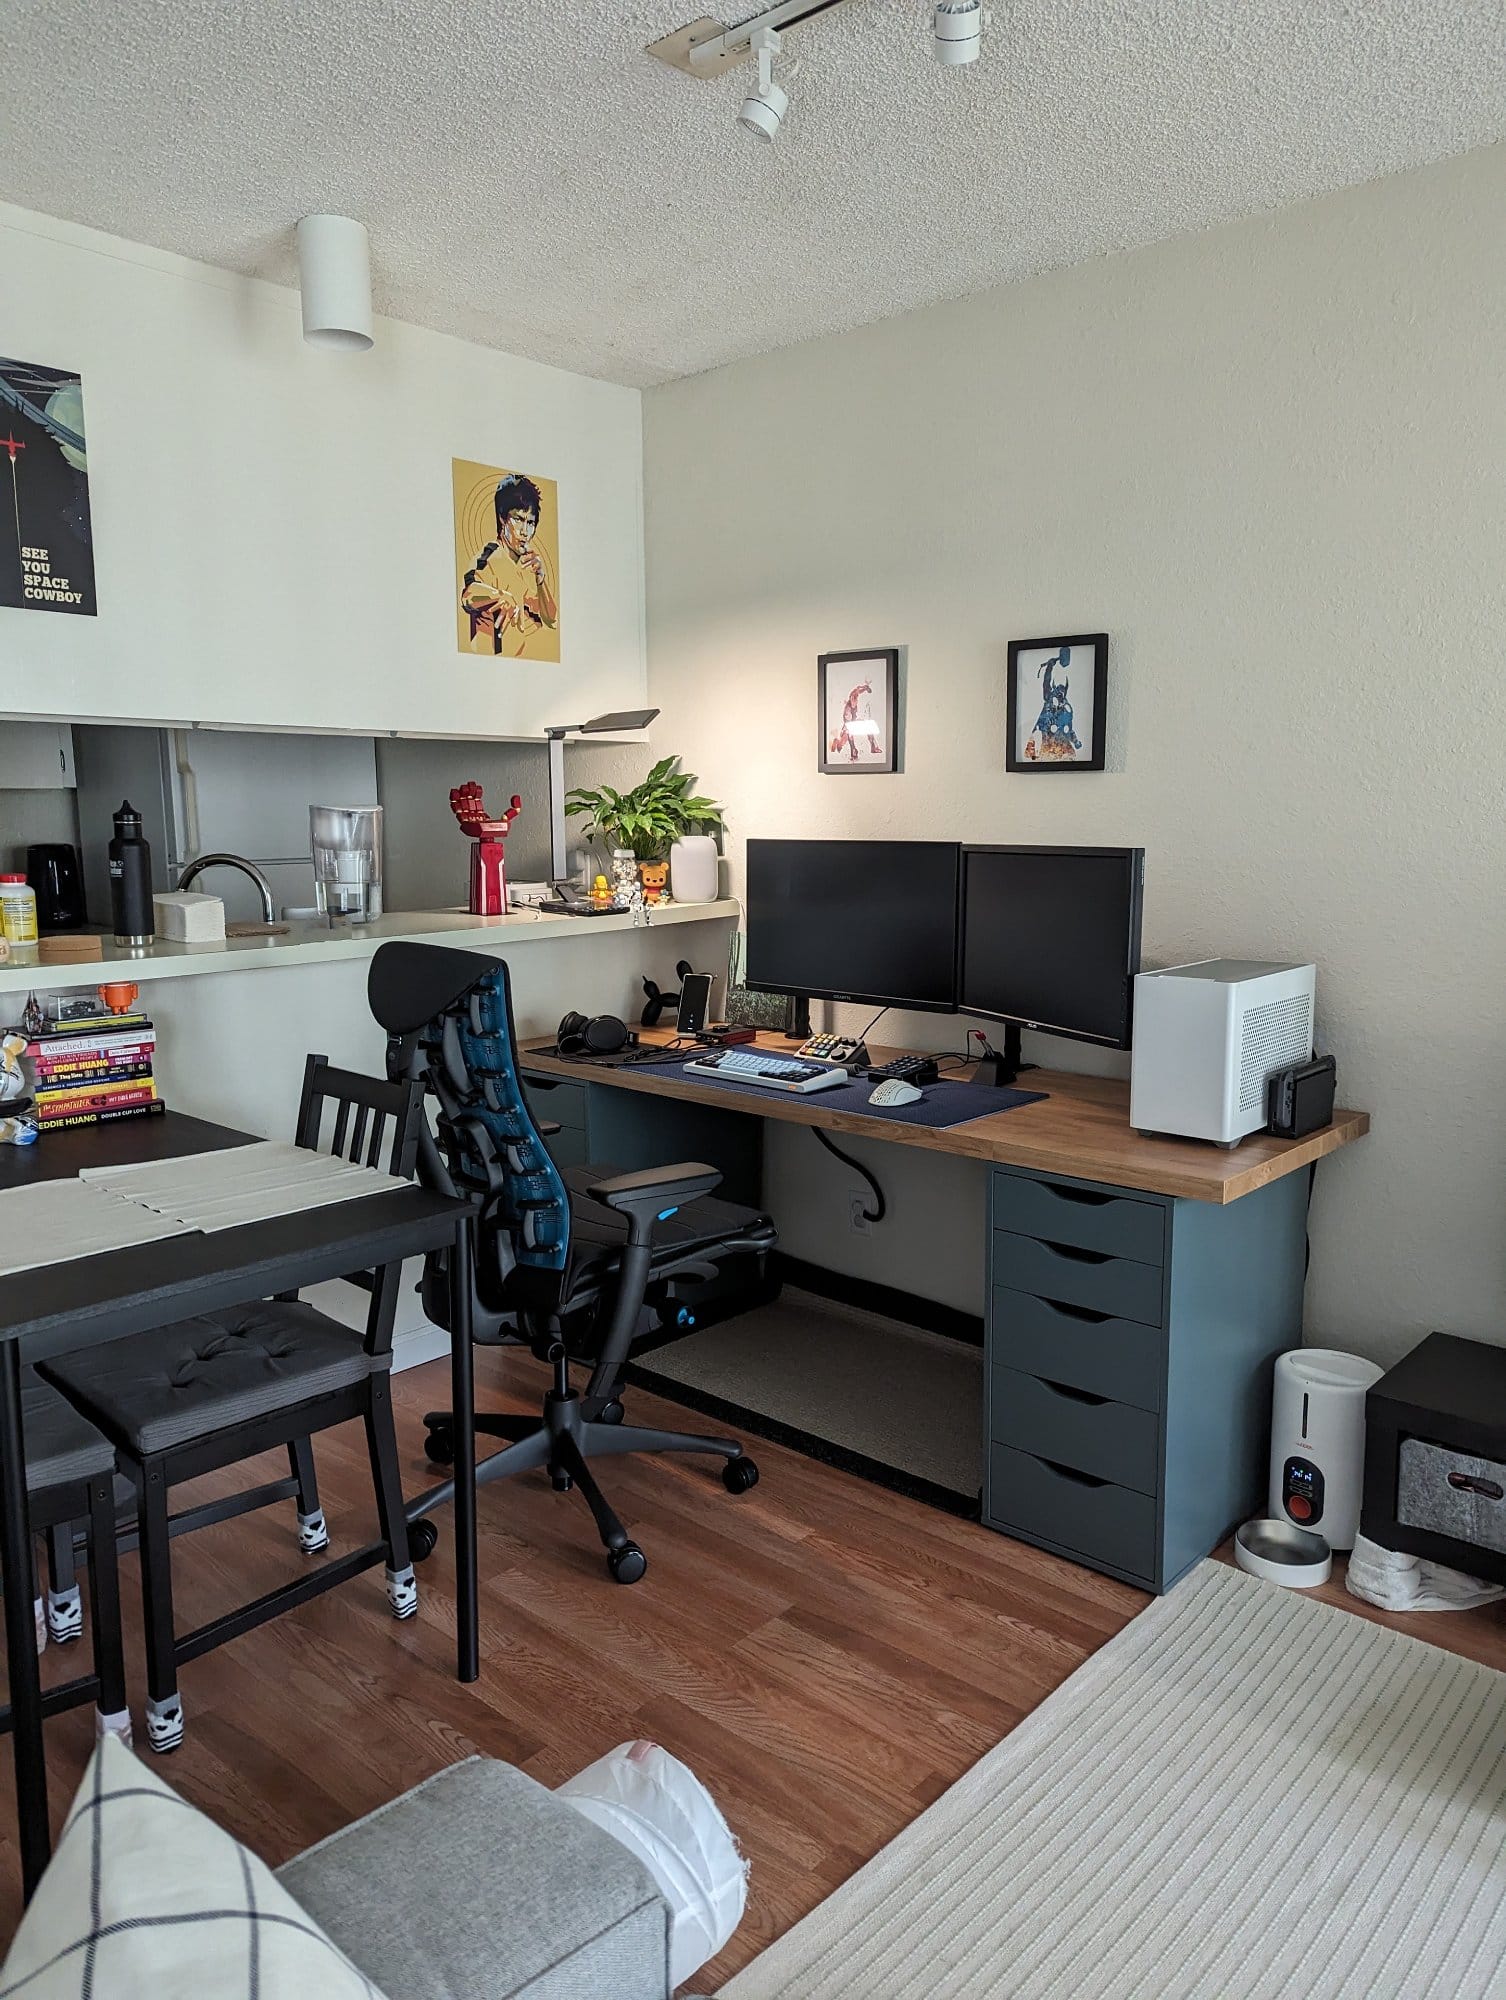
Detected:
[3,1344,1503,1987]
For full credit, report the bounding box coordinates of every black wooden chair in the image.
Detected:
[370,941,776,1584]
[39,1056,429,1753]
[10,1371,130,1745]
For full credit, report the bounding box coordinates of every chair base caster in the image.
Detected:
[47,1585,83,1645]
[408,1518,439,1562]
[146,1695,184,1754]
[424,1422,455,1467]
[597,1399,625,1425]
[722,1456,760,1494]
[608,1542,647,1585]
[386,1563,418,1619]
[297,1508,330,1555]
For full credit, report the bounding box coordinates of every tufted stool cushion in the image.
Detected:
[38,1301,377,1457]
[19,1366,117,1492]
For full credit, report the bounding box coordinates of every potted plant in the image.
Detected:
[565,757,725,903]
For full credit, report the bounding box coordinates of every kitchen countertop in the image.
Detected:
[0,901,739,997]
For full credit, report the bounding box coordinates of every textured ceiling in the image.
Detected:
[6,1,1505,386]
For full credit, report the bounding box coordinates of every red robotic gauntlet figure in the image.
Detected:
[450,782,523,916]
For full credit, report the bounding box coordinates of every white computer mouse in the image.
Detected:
[869,1077,923,1108]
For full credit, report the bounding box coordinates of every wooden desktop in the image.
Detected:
[520,1026,1368,1204]
[520,1028,1370,1595]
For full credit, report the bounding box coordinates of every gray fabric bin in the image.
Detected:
[1397,1437,1506,1556]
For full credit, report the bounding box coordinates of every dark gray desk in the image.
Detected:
[0,1113,475,1900]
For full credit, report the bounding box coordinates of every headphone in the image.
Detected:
[555,1011,636,1059]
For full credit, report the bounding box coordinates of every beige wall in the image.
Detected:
[643,144,1506,1363]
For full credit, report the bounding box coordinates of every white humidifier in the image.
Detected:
[1268,1349,1383,1552]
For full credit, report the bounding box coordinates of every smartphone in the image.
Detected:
[676,971,714,1037]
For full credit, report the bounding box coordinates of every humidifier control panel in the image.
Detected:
[1280,1456,1325,1526]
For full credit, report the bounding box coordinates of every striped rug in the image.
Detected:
[721,1562,1506,1999]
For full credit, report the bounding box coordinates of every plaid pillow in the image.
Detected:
[0,1735,390,1998]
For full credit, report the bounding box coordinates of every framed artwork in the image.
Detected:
[1006,633,1108,771]
[452,458,560,662]
[818,648,899,775]
[0,354,95,618]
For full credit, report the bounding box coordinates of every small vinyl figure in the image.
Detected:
[639,860,672,906]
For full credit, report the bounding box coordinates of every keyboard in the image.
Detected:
[683,1048,849,1095]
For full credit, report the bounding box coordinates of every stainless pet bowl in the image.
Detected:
[1234,1517,1332,1588]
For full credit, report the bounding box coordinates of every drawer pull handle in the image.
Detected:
[1447,1472,1504,1501]
[1042,1379,1108,1407]
[1040,1298,1112,1325]
[1044,1186,1114,1208]
[1036,1455,1109,1489]
[1042,1240,1112,1266]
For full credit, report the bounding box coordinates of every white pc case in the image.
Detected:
[1129,959,1316,1145]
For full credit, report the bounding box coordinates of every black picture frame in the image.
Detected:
[817,648,900,775]
[1005,633,1108,772]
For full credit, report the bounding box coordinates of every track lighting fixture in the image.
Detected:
[933,0,988,66]
[648,0,989,135]
[737,25,788,142]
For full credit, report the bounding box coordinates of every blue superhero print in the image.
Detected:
[1026,647,1081,760]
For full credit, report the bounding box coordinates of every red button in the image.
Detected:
[1287,1495,1312,1522]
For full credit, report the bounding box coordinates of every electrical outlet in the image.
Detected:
[848,1194,871,1236]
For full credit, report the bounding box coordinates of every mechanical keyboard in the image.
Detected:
[682,1048,849,1094]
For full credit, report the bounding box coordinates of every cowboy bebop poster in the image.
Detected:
[0,355,96,617]
[453,457,560,662]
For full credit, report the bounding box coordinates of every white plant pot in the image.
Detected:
[669,836,719,904]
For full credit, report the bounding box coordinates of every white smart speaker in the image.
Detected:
[1269,1349,1383,1552]
[1130,959,1316,1145]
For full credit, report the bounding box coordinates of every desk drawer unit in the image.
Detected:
[520,1076,589,1132]
[988,1443,1158,1583]
[992,1230,1164,1326]
[991,1365,1159,1493]
[990,1289,1163,1411]
[984,1163,1308,1594]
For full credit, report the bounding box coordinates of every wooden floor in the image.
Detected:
[4,1345,1504,1988]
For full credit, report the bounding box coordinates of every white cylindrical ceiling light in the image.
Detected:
[295,214,374,350]
[934,0,984,64]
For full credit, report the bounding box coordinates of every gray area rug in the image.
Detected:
[640,1287,982,1497]
[721,1562,1506,1999]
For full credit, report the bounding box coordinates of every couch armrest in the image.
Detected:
[278,1757,671,2000]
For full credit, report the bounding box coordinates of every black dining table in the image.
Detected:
[0,1111,478,1900]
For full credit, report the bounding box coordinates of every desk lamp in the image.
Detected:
[544,709,659,889]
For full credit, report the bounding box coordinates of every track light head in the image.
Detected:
[738,24,788,141]
[934,0,987,66]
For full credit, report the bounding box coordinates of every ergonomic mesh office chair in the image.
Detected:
[369,941,774,1583]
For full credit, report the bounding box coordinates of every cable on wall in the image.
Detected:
[811,1125,886,1224]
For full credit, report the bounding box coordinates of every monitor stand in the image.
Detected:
[783,994,812,1042]
[974,1023,1036,1087]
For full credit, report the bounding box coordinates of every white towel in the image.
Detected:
[1345,1530,1504,1613]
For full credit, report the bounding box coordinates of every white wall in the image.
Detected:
[0,204,645,739]
[643,144,1506,1364]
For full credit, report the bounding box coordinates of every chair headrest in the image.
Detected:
[368,941,499,1035]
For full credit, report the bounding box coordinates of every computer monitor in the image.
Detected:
[744,839,961,1013]
[959,846,1144,1059]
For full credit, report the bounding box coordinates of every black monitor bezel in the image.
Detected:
[742,837,962,1015]
[957,844,1145,1049]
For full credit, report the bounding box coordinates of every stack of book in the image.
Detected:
[26,1011,162,1131]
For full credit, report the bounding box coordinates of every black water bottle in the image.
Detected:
[108,801,154,945]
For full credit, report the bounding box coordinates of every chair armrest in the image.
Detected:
[588,1162,722,1218]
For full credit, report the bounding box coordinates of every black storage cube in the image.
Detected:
[1362,1332,1506,1584]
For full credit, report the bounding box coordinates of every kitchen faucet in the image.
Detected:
[177,852,278,924]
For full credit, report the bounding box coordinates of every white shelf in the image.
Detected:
[0,901,739,998]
